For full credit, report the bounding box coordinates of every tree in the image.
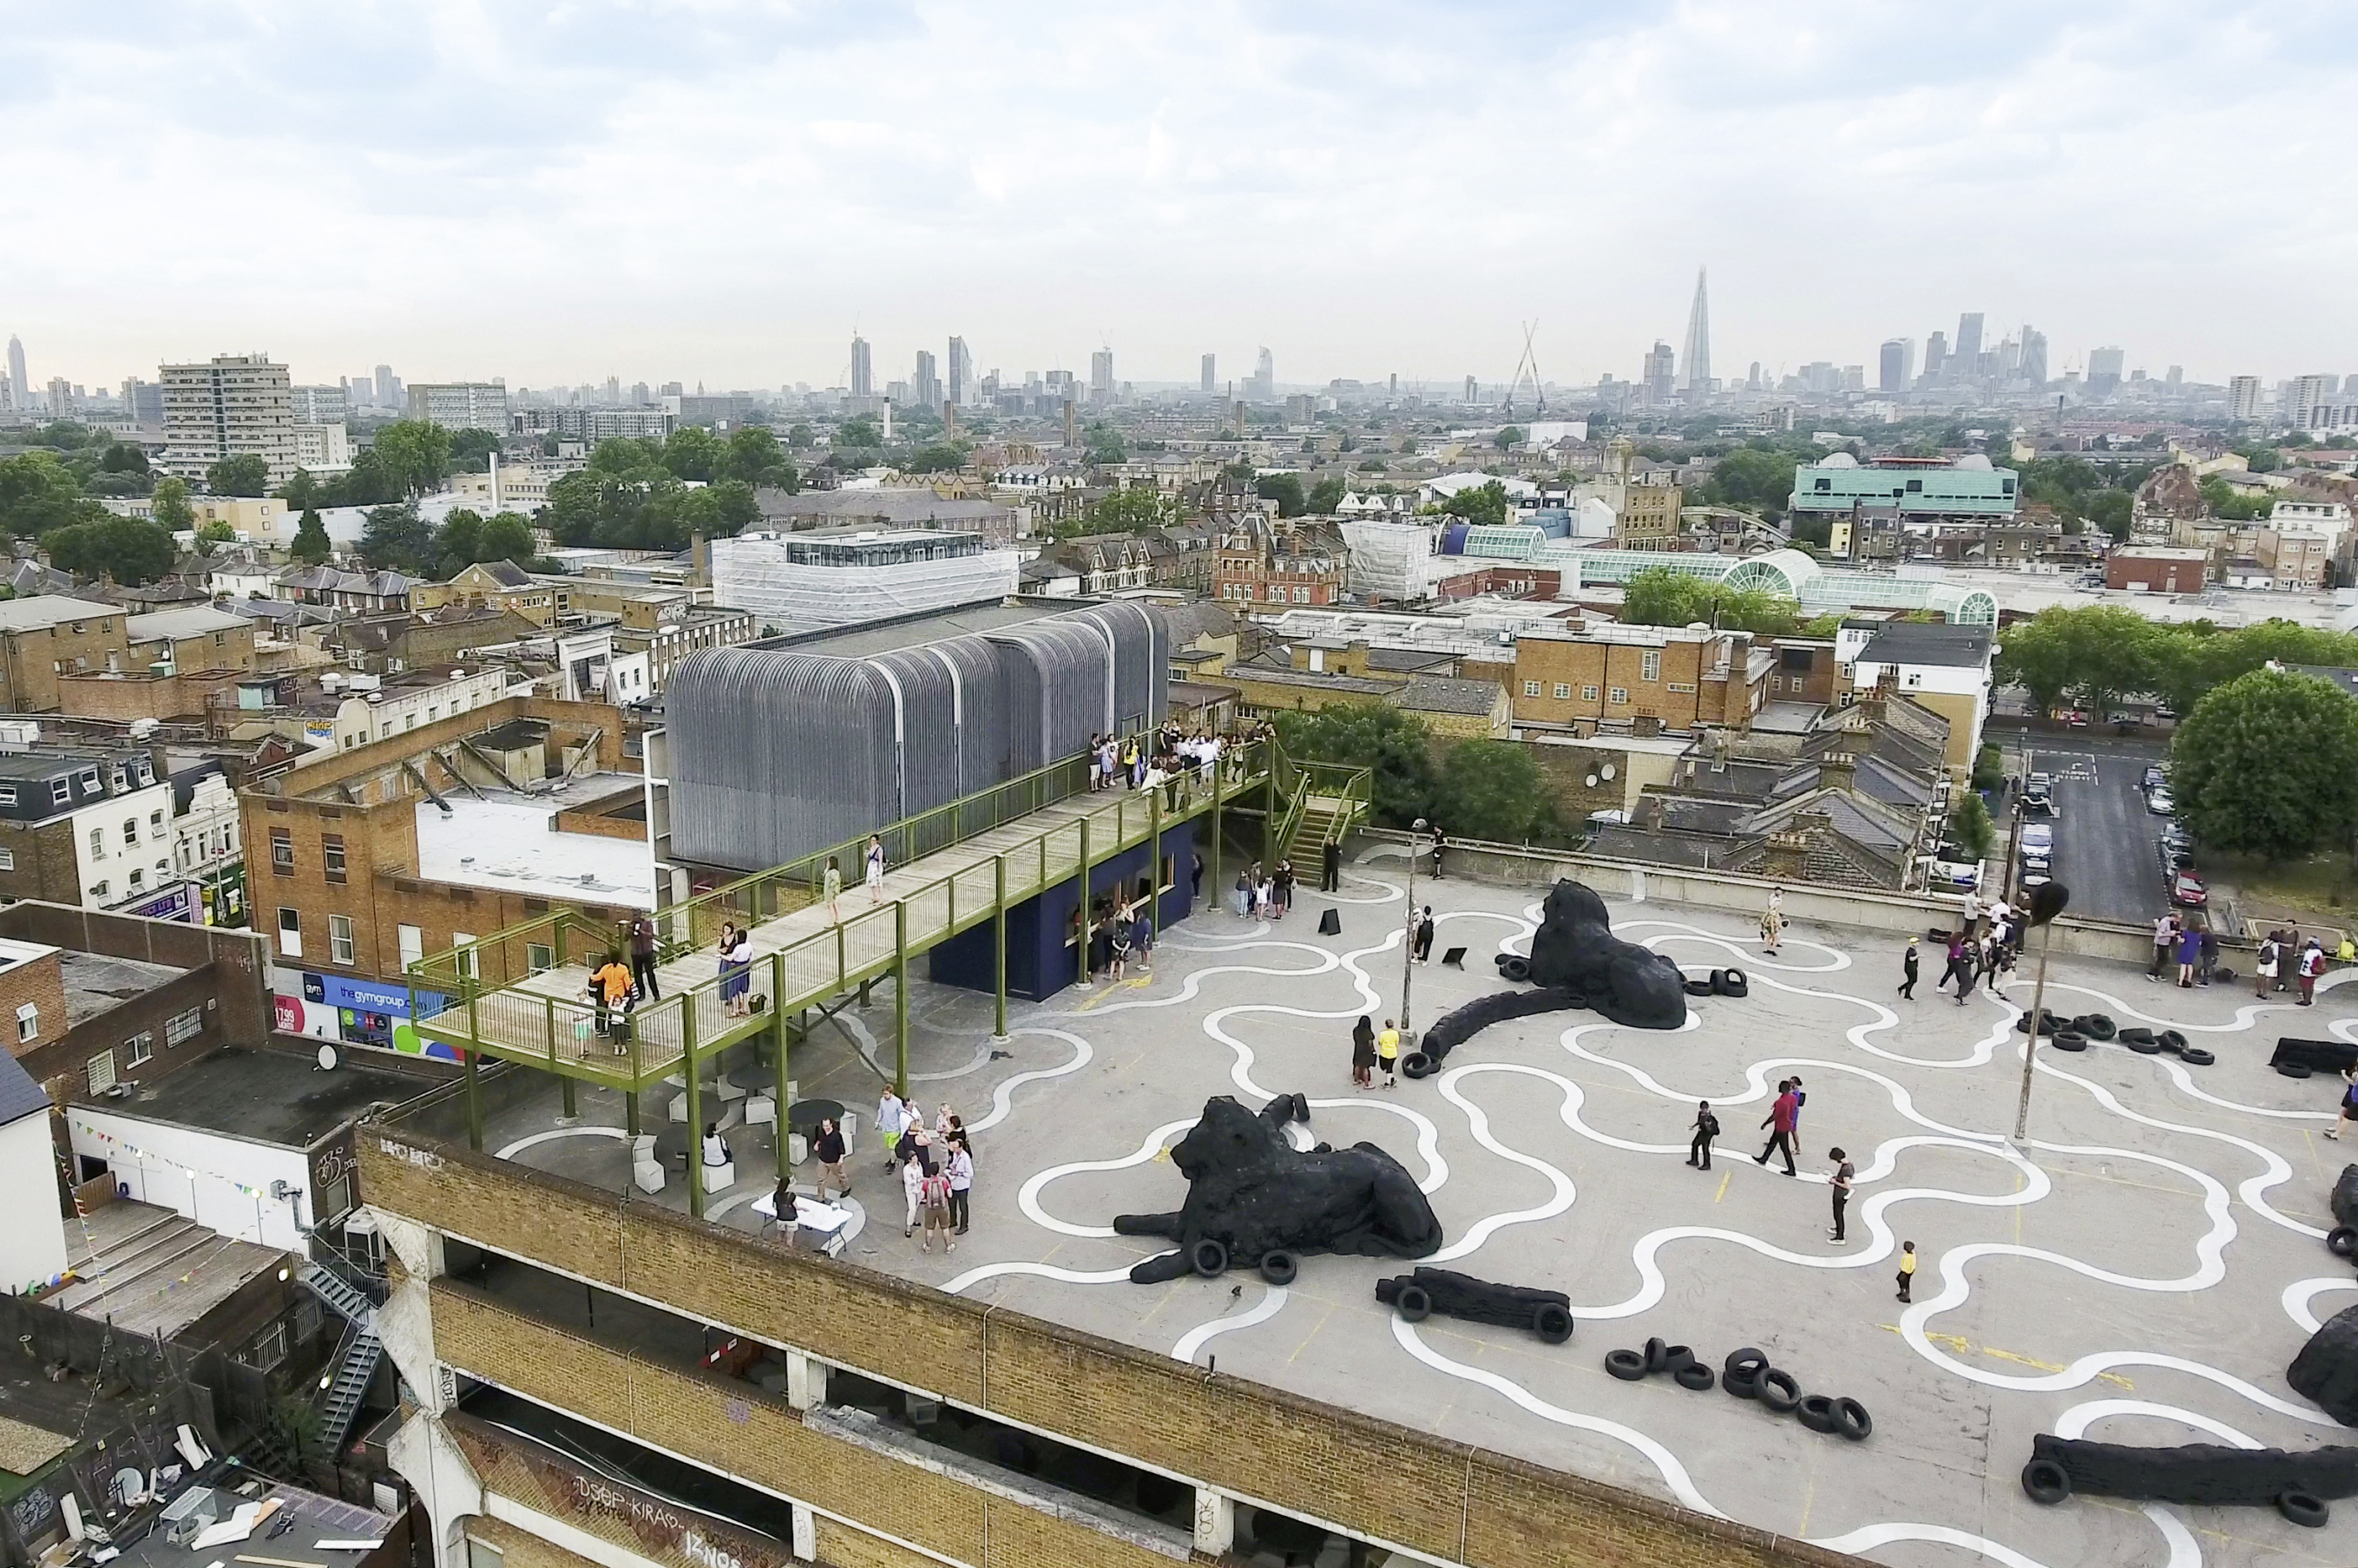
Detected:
[720,425,794,487]
[290,508,332,564]
[1703,448,1800,518]
[1073,486,1175,535]
[2171,667,2358,862]
[1994,603,2164,717]
[1272,701,1435,830]
[150,476,196,532]
[1084,423,1126,466]
[1305,476,1346,515]
[448,429,502,471]
[835,417,881,449]
[371,420,455,498]
[1494,427,1522,451]
[1256,474,1306,518]
[1439,480,1508,527]
[0,450,104,535]
[1947,792,1994,862]
[2085,489,2132,541]
[206,454,270,496]
[1429,739,1547,843]
[661,424,720,482]
[100,443,149,476]
[43,515,177,585]
[785,423,815,450]
[478,511,535,566]
[358,502,435,572]
[1619,566,1801,635]
[903,443,969,476]
[194,519,237,550]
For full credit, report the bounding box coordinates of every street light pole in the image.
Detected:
[1402,816,1427,1046]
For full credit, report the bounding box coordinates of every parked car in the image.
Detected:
[2022,773,2055,815]
[2020,823,2054,859]
[2171,869,2209,908]
[2142,764,2168,791]
[1925,857,1981,891]
[2146,786,2175,816]
[2064,710,2090,728]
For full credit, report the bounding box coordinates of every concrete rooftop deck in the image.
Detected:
[432,847,2358,1568]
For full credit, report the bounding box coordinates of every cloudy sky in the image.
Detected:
[5,0,2350,397]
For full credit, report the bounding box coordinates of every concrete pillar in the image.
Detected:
[790,1504,815,1562]
[1192,1488,1234,1557]
[785,1349,828,1412]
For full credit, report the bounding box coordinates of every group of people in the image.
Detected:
[1085,893,1155,981]
[2253,925,2335,1004]
[820,835,890,923]
[1894,899,2033,1006]
[1232,859,1297,920]
[877,1089,975,1253]
[2142,912,2221,989]
[1087,723,1259,809]
[1349,1014,1403,1088]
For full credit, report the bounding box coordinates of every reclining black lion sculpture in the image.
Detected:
[1409,880,1688,1073]
[1112,1093,1443,1283]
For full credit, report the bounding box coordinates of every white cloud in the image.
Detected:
[2,0,2350,392]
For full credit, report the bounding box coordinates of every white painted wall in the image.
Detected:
[65,1107,312,1250]
[0,1112,69,1291]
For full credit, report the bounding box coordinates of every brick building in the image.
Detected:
[242,696,644,1053]
[329,607,543,675]
[2107,547,2210,594]
[127,605,258,676]
[1213,518,1344,613]
[1511,623,1772,736]
[0,596,135,712]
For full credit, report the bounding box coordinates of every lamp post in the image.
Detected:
[1402,817,1428,1046]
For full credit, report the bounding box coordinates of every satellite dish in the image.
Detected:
[316,1044,339,1072]
[1600,763,1617,781]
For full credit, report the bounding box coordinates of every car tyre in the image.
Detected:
[1191,1238,1230,1278]
[1673,1361,1716,1391]
[2021,1459,2072,1505]
[1833,1397,1872,1440]
[1395,1283,1432,1322]
[2330,1228,2357,1260]
[2278,1491,2329,1528]
[2180,1046,2216,1066]
[1532,1303,1573,1344]
[1643,1336,1669,1374]
[1605,1348,1646,1381]
[1796,1394,1838,1433]
[1259,1250,1297,1286]
[1502,956,1532,982]
[1756,1368,1802,1413]
[2051,1031,2087,1053]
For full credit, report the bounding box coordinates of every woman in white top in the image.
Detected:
[864,835,886,903]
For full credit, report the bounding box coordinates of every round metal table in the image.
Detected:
[652,1124,693,1167]
[726,1063,777,1095]
[786,1098,845,1137]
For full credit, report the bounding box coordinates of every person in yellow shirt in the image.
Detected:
[592,953,634,1052]
[1896,1240,1917,1303]
[1377,1018,1401,1089]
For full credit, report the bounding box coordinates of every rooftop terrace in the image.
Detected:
[388,854,2358,1568]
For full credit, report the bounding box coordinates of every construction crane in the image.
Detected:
[1501,320,1545,417]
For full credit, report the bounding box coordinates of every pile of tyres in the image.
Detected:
[1603,1338,1869,1440]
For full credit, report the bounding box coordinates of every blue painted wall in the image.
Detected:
[929,820,1199,1003]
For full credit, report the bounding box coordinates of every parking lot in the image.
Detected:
[1995,730,2175,927]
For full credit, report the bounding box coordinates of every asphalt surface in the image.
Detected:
[1991,726,2173,927]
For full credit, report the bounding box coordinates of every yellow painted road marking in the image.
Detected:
[1880,1324,2133,1389]
[1714,1171,1731,1204]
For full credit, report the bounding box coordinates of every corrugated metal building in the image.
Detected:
[665,600,1168,872]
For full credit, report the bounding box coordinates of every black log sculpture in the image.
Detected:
[2024,1433,2358,1506]
[1375,1266,1574,1342]
[1112,1094,1443,1283]
[2272,1037,2358,1075]
[1414,881,1688,1071]
[2290,1303,2358,1426]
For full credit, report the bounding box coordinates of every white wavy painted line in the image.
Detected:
[1172,1284,1290,1363]
[1389,1315,1722,1517]
[839,1008,998,1083]
[1424,1064,1575,1263]
[1070,946,1339,1016]
[2282,1277,2358,1334]
[2055,1399,2263,1447]
[1321,869,1406,905]
[1809,1514,2202,1568]
[965,1027,1094,1135]
[1019,1119,1195,1237]
[1996,974,2328,1034]
[943,1259,1153,1293]
[496,1125,629,1160]
[1618,922,1852,974]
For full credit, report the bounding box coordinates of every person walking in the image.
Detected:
[864,834,887,904]
[627,914,662,1001]
[919,1161,955,1252]
[2148,913,2179,981]
[1130,900,1154,974]
[813,1118,849,1201]
[1953,950,1977,1007]
[1427,822,1447,879]
[1377,1018,1402,1088]
[1896,1240,1917,1303]
[1827,1146,1855,1243]
[2331,1067,2358,1141]
[1192,851,1205,900]
[1936,932,1969,995]
[1687,1101,1719,1170]
[2256,930,2282,999]
[2175,922,2200,987]
[946,1140,974,1235]
[1755,1079,1799,1175]
[1322,837,1342,894]
[824,857,843,924]
[1759,887,1784,955]
[877,1088,908,1174]
[1898,936,1920,1001]
[2300,938,2328,1006]
[1350,1015,1376,1090]
[2197,925,2218,987]
[1414,906,1436,965]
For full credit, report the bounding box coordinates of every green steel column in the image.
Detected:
[625,1088,640,1138]
[561,1075,576,1119]
[1149,790,1164,940]
[1263,744,1278,863]
[893,901,910,1097]
[1076,819,1093,989]
[463,1052,483,1151]
[993,853,1008,1040]
[1210,751,1224,907]
[684,994,705,1220]
[772,953,792,1186]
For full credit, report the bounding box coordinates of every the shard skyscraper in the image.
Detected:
[1679,268,1711,397]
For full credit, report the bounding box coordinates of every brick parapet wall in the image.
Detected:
[365,1130,1862,1568]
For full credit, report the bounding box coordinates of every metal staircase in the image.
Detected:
[300,1263,382,1455]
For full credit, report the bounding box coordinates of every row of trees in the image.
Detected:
[1272,701,1573,848]
[353,504,537,578]
[1618,566,1843,638]
[539,430,795,551]
[2171,666,2358,862]
[1993,603,2358,720]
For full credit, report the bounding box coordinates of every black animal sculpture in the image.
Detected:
[1409,880,1687,1073]
[2290,1302,2358,1426]
[1113,1094,1443,1283]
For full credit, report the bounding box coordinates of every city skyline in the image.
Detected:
[3,1,2352,390]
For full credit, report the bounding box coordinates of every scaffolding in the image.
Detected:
[711,530,1021,631]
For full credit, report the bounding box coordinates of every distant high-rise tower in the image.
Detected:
[1879,339,1915,393]
[2020,330,2048,387]
[4,337,24,413]
[911,350,941,410]
[1922,331,1949,384]
[1201,354,1216,394]
[1678,269,1711,395]
[948,337,972,406]
[374,364,397,404]
[2228,376,2262,421]
[2087,347,2125,398]
[1953,314,1984,379]
[1090,349,1114,398]
[1642,341,1676,406]
[1747,362,1762,392]
[850,335,873,398]
[2287,374,2330,430]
